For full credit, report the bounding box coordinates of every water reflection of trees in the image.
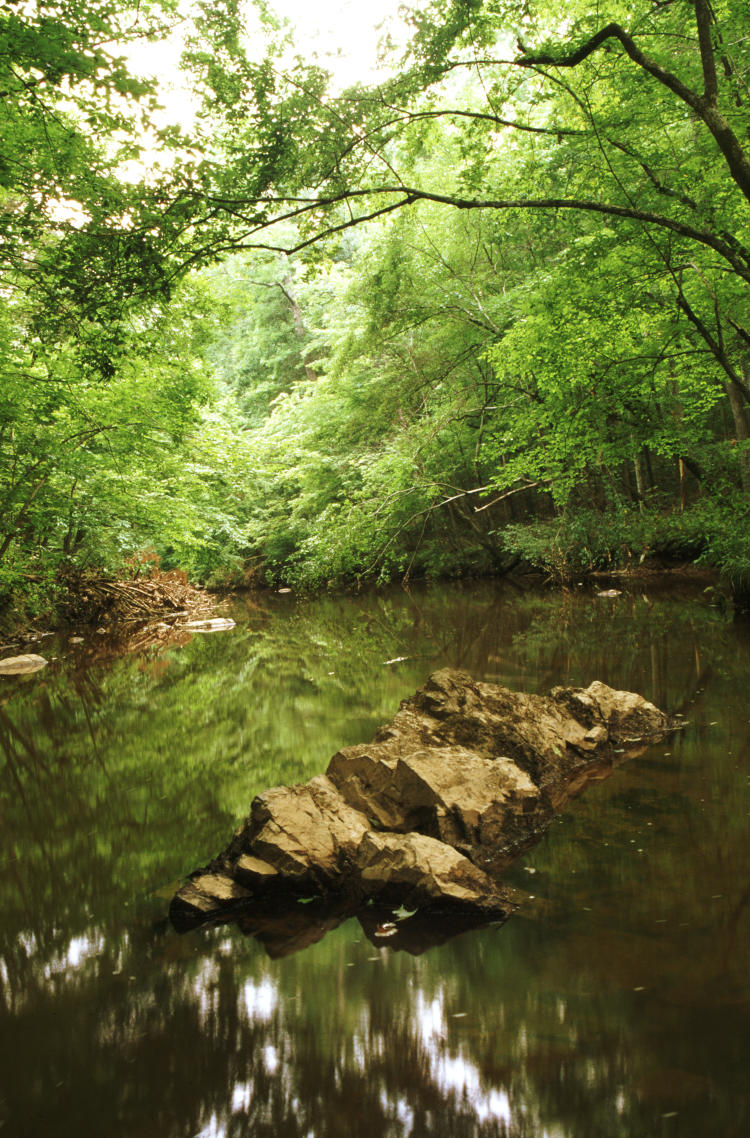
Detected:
[3,907,745,1138]
[0,582,748,1137]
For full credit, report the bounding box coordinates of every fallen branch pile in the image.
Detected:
[61,567,216,627]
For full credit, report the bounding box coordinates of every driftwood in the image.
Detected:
[170,669,673,957]
[60,567,216,626]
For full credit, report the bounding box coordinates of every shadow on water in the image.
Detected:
[0,580,748,1136]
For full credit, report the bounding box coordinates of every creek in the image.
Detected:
[0,579,748,1137]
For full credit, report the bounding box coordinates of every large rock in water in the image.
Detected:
[170,670,672,954]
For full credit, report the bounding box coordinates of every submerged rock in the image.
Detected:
[170,669,672,955]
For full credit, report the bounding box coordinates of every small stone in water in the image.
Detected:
[0,653,48,675]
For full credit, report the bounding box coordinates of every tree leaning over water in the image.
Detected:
[2,0,750,613]
[189,0,750,339]
[184,0,750,587]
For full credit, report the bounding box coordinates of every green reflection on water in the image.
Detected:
[0,581,748,1137]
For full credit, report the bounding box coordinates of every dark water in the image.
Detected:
[0,581,748,1137]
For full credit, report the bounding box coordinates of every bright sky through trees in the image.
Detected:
[124,0,419,112]
[117,0,421,177]
[271,0,420,86]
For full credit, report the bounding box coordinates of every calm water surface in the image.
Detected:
[0,581,748,1137]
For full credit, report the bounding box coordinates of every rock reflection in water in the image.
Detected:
[174,890,506,959]
[0,581,748,1138]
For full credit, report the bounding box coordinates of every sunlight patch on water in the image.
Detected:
[416,990,445,1043]
[65,931,104,970]
[194,1112,226,1138]
[231,1082,252,1113]
[17,930,38,957]
[439,1053,512,1127]
[414,987,514,1127]
[241,977,278,1023]
[193,957,221,1019]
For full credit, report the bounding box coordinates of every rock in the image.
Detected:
[170,669,673,953]
[365,668,670,793]
[233,854,280,890]
[170,873,252,924]
[0,654,48,675]
[550,680,669,744]
[229,775,370,891]
[355,831,505,910]
[327,746,543,862]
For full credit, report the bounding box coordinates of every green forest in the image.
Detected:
[2,0,750,625]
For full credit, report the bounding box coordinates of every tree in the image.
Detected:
[0,0,259,615]
[169,2,744,416]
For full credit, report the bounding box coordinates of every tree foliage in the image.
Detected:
[2,0,750,618]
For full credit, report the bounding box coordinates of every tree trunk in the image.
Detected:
[281,278,317,383]
[724,365,750,492]
[632,445,648,511]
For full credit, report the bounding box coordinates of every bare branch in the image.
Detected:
[193,185,750,279]
[474,481,549,513]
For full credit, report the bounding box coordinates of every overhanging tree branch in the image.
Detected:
[193,186,750,281]
[514,6,750,205]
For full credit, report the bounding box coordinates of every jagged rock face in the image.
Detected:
[326,747,543,863]
[375,670,627,791]
[356,831,504,910]
[234,775,370,890]
[170,669,672,954]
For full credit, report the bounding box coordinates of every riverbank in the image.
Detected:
[0,560,736,661]
[0,566,226,657]
[0,524,744,658]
